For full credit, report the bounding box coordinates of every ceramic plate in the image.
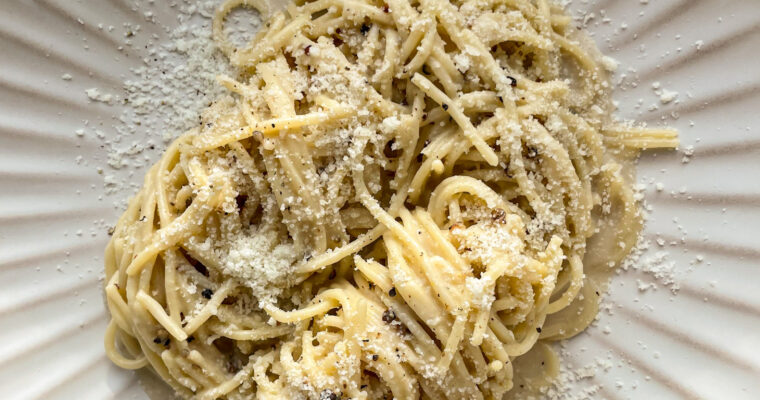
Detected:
[1,0,759,398]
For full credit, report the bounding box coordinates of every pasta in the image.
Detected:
[103,0,678,398]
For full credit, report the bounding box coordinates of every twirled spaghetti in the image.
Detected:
[103,0,677,398]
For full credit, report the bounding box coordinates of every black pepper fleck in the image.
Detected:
[492,208,506,223]
[235,194,248,211]
[202,288,213,299]
[388,287,396,297]
[382,309,396,323]
[526,146,539,158]
[320,390,340,400]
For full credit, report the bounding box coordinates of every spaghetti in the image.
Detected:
[104,0,677,398]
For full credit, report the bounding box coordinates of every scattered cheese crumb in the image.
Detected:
[85,88,115,104]
[659,89,678,104]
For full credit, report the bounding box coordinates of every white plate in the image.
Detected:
[1,0,759,399]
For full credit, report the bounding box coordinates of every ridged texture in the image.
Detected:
[0,0,758,399]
